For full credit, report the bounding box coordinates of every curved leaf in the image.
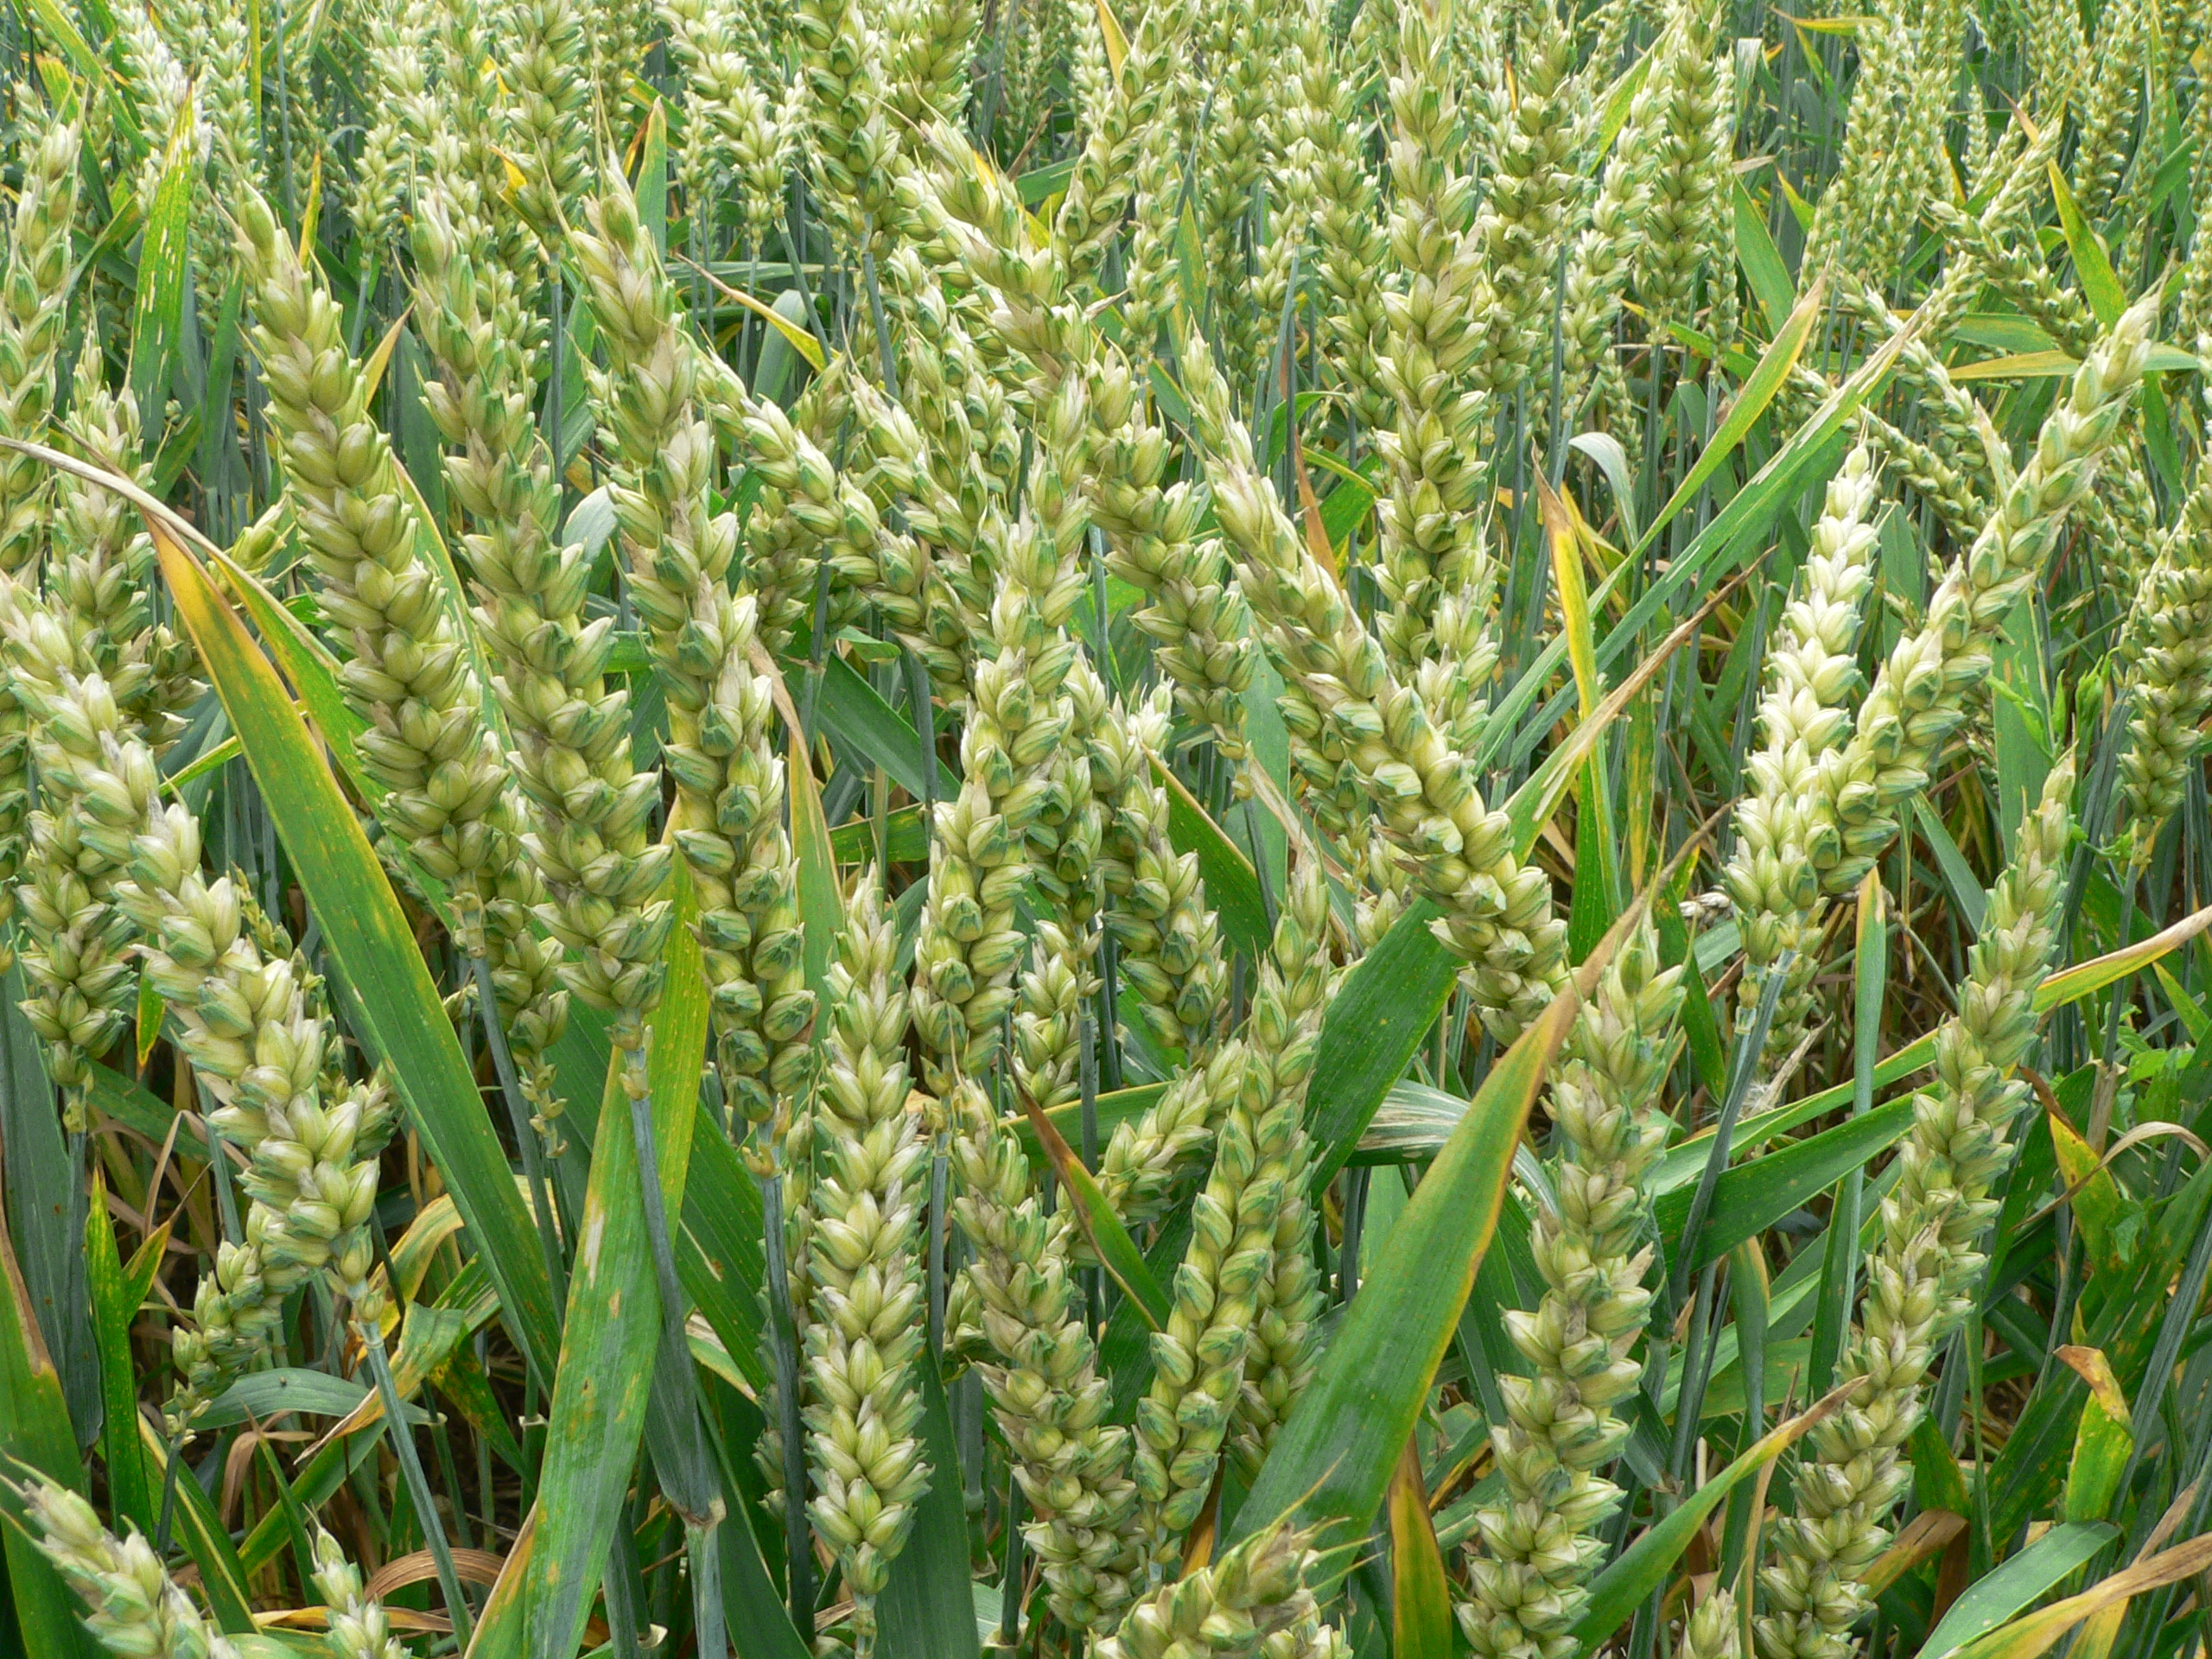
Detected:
[1233,969,1586,1573]
[1571,1383,1854,1654]
[524,862,709,1659]
[149,525,561,1386]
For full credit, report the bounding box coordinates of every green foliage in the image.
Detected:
[3,3,2212,1659]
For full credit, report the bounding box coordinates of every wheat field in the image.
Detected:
[0,0,2210,1656]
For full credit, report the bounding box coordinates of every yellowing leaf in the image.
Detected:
[360,305,413,404]
[719,280,825,372]
[1096,0,1129,76]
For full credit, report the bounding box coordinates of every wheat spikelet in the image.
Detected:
[2116,479,2212,862]
[348,0,436,254]
[1306,19,1394,435]
[1465,0,1591,396]
[2073,0,2147,219]
[1631,0,1736,334]
[1194,0,1293,391]
[412,176,626,1136]
[0,113,81,964]
[1722,445,1881,1065]
[803,875,931,1651]
[910,385,1086,1087]
[1,346,197,1109]
[886,0,979,126]
[1368,0,1499,741]
[310,1529,407,1659]
[950,1076,1143,1631]
[665,0,793,250]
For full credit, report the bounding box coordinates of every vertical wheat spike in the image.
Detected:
[501,0,596,243]
[2116,476,2212,863]
[804,874,931,1652]
[910,386,1087,1089]
[1369,0,1500,747]
[1459,925,1685,1659]
[0,113,81,965]
[414,175,634,1138]
[2,358,194,1109]
[236,186,518,954]
[1758,764,2073,1659]
[1179,321,1567,1038]
[1133,858,1332,1558]
[574,178,813,1135]
[1722,445,1881,1065]
[950,1076,1144,1631]
[794,0,907,250]
[1465,0,1592,395]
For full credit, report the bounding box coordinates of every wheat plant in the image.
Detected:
[3,3,2212,1659]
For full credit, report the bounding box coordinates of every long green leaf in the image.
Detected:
[127,99,195,446]
[788,718,842,1000]
[1650,898,2212,1191]
[1,963,97,1446]
[1155,760,1270,960]
[810,653,958,803]
[1652,1098,1914,1274]
[0,1229,102,1659]
[876,1363,983,1658]
[523,862,709,1659]
[1019,1093,1171,1329]
[84,1190,159,1535]
[1920,1522,2118,1659]
[1303,900,1460,1193]
[2044,162,2125,328]
[676,1122,770,1392]
[1634,274,1825,556]
[1233,972,1584,1570]
[150,527,560,1380]
[1733,180,1796,331]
